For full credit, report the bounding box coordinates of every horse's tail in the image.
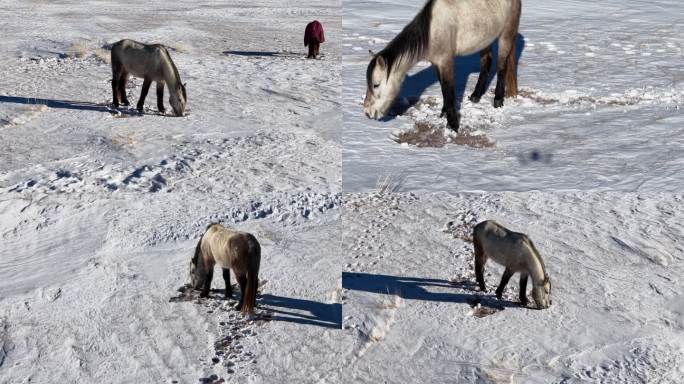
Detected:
[241,234,261,314]
[110,41,123,73]
[505,36,518,98]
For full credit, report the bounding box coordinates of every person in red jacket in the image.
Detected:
[304,20,325,59]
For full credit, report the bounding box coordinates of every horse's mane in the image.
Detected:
[525,237,547,275]
[160,46,182,85]
[192,223,221,265]
[375,0,434,78]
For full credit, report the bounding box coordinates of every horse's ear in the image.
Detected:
[368,49,375,57]
[376,55,386,69]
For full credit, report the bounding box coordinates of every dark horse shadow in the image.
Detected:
[383,33,526,121]
[170,285,341,329]
[0,95,140,116]
[258,294,341,329]
[223,50,300,58]
[342,272,519,310]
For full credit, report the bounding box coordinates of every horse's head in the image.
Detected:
[170,82,186,116]
[532,274,551,309]
[364,53,401,120]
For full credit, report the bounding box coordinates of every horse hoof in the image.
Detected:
[469,95,481,103]
[158,108,166,114]
[493,98,504,108]
[121,101,130,107]
[447,120,459,132]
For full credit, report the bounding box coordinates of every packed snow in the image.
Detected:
[342,192,684,382]
[343,0,684,191]
[0,0,343,382]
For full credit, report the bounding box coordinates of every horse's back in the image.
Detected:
[428,0,519,58]
[111,39,165,79]
[475,220,531,270]
[202,224,258,272]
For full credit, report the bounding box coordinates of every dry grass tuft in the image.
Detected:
[94,48,110,63]
[66,41,89,58]
[375,172,406,194]
[168,43,190,53]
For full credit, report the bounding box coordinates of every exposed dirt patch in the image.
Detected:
[393,120,495,149]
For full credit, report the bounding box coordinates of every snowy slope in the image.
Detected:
[0,1,343,383]
[342,192,684,383]
[342,0,684,191]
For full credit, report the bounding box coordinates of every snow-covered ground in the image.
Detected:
[342,192,684,383]
[343,0,684,192]
[0,1,343,382]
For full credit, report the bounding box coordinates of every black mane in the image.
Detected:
[371,0,434,84]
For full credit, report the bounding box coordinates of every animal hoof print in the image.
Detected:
[493,98,504,108]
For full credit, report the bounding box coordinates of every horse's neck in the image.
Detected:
[393,53,420,80]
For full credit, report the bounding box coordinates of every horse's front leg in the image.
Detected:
[518,273,529,306]
[435,59,458,131]
[495,268,514,299]
[469,46,493,103]
[137,77,152,113]
[222,268,233,299]
[200,267,214,298]
[156,82,166,114]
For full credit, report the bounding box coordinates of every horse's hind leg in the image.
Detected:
[137,77,152,112]
[112,69,120,107]
[200,267,214,298]
[307,43,314,59]
[474,236,487,291]
[493,37,514,108]
[235,274,247,311]
[495,268,514,299]
[469,46,493,103]
[493,8,521,108]
[314,41,320,58]
[518,273,529,305]
[222,268,233,298]
[118,71,130,106]
[156,82,166,114]
[435,59,459,131]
